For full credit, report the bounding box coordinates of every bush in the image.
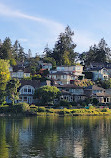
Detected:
[60,100,70,107]
[101,108,109,112]
[30,105,38,112]
[0,105,9,113]
[38,107,46,112]
[12,102,30,113]
[68,104,72,109]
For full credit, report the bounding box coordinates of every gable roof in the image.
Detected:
[55,84,83,89]
[84,85,105,91]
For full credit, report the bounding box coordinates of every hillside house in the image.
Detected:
[9,66,30,79]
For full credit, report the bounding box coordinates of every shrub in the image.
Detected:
[30,105,38,112]
[12,102,30,113]
[60,100,70,107]
[68,104,72,109]
[38,107,46,112]
[101,108,109,112]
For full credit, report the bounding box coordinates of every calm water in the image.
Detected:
[0,116,111,158]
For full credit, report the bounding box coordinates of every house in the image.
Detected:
[56,84,86,102]
[92,92,111,104]
[38,61,52,71]
[9,66,31,79]
[84,85,111,104]
[6,80,51,104]
[56,65,83,73]
[60,90,74,102]
[48,65,84,84]
[47,71,75,84]
[87,68,109,81]
[18,80,51,104]
[87,62,111,77]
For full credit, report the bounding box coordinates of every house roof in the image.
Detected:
[49,71,74,76]
[19,80,41,89]
[19,80,51,90]
[61,90,73,95]
[84,85,105,91]
[93,92,111,97]
[13,65,31,73]
[55,84,83,89]
[88,67,106,71]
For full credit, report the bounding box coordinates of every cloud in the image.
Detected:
[19,38,28,42]
[0,3,64,34]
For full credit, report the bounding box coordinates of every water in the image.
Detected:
[0,116,111,158]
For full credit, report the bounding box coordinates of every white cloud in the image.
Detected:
[19,38,28,42]
[0,3,64,34]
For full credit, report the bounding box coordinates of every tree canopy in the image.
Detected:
[0,59,10,84]
[34,85,60,105]
[45,26,77,66]
[6,79,21,105]
[79,38,111,65]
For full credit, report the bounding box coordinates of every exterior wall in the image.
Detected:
[69,88,84,95]
[48,74,75,84]
[11,71,30,79]
[9,66,13,72]
[75,65,83,73]
[107,69,111,77]
[17,71,24,78]
[57,66,75,72]
[19,85,35,104]
[74,95,85,102]
[92,69,109,81]
[11,71,24,78]
[60,95,73,102]
[24,73,30,78]
[56,65,83,73]
[93,96,111,103]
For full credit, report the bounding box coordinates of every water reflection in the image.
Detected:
[0,116,111,157]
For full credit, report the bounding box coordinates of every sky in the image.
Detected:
[0,0,111,56]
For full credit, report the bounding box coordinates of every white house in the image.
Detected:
[56,65,83,74]
[9,66,30,79]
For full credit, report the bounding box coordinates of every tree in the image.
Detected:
[0,37,12,60]
[51,26,77,65]
[96,78,111,89]
[13,40,20,60]
[6,79,21,105]
[79,38,111,65]
[34,86,60,105]
[43,57,56,69]
[0,59,10,84]
[0,59,10,104]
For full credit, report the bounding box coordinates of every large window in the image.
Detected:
[24,89,27,92]
[28,89,31,92]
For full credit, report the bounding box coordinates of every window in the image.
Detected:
[24,89,27,92]
[104,98,106,102]
[19,97,22,100]
[24,97,27,101]
[28,89,31,92]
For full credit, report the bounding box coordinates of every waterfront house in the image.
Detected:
[56,84,86,102]
[84,85,111,104]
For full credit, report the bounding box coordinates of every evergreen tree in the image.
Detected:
[51,26,77,65]
[0,37,12,60]
[79,38,111,65]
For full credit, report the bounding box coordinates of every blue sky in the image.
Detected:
[0,0,111,56]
